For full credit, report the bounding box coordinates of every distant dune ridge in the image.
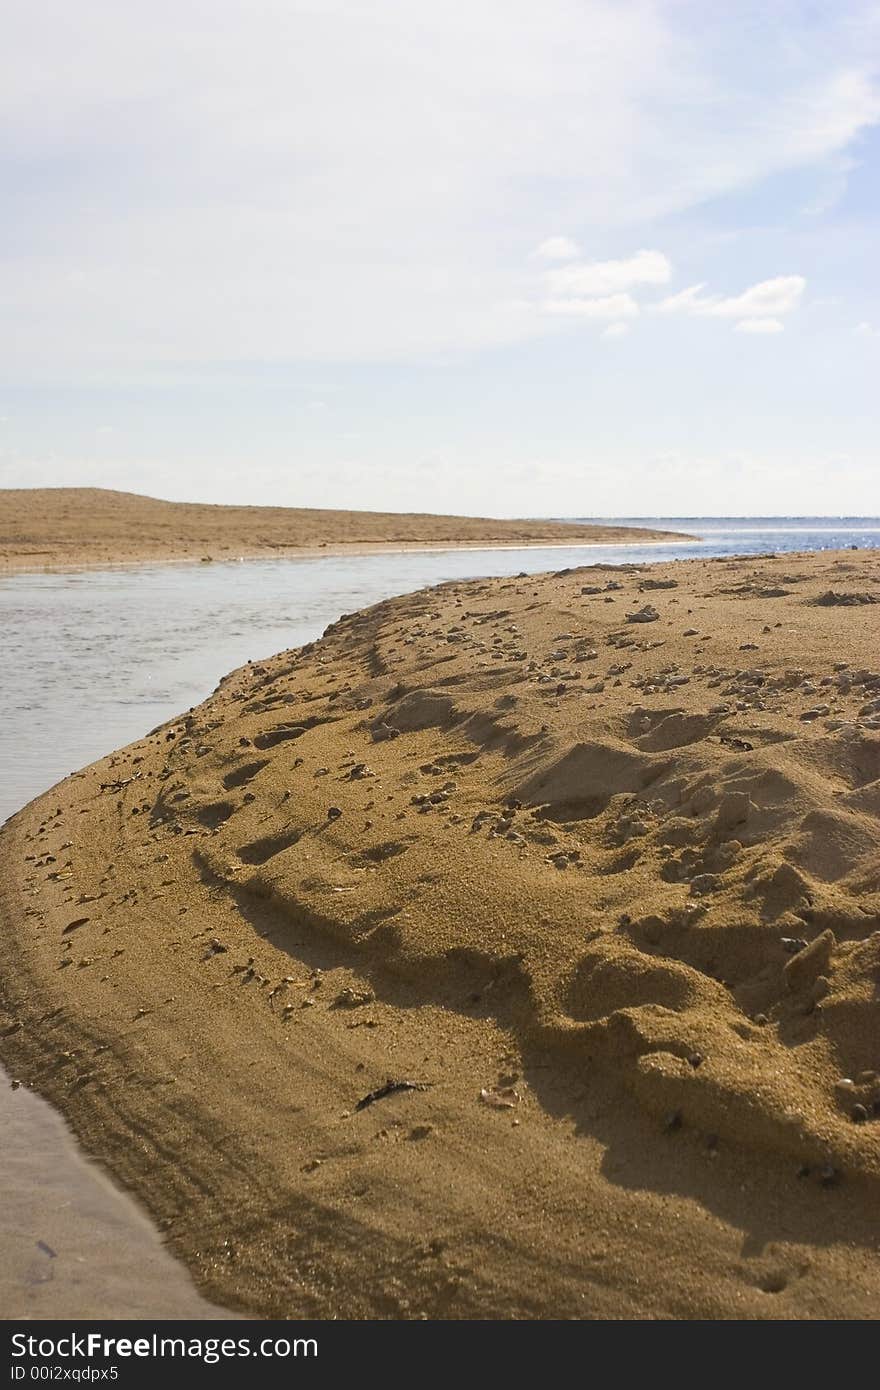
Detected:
[0,487,689,572]
[1,547,879,1317]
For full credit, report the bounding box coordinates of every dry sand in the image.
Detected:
[1,547,879,1319]
[0,488,688,573]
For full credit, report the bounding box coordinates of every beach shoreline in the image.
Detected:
[2,546,878,1318]
[0,534,699,578]
[0,487,692,576]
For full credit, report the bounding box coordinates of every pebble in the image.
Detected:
[479,1086,520,1110]
[781,937,808,955]
[800,705,830,721]
[626,605,660,624]
[333,987,375,1009]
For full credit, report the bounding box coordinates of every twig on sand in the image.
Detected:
[355,1078,433,1112]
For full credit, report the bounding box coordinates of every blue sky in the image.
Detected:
[2,0,879,515]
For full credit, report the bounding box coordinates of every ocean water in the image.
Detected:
[568,516,880,558]
[0,516,877,1316]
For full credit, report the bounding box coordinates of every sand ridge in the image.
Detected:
[0,488,690,573]
[1,547,879,1318]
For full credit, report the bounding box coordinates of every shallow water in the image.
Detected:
[1,518,877,1317]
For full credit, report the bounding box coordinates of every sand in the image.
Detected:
[1,547,879,1319]
[0,488,689,573]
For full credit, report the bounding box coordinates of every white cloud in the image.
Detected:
[545,249,671,299]
[602,321,631,339]
[534,236,580,261]
[734,318,785,334]
[539,248,668,329]
[714,276,805,319]
[542,260,801,335]
[545,293,640,320]
[656,284,711,315]
[658,275,805,325]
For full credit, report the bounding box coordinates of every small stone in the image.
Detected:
[781,937,808,955]
[689,873,719,896]
[333,987,375,1009]
[800,705,830,721]
[851,1104,868,1124]
[479,1086,520,1110]
[626,605,660,624]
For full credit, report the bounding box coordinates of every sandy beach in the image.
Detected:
[1,546,879,1318]
[0,489,689,574]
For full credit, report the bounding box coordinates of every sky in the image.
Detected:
[2,0,879,517]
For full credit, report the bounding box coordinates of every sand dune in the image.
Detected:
[0,488,688,572]
[1,548,879,1318]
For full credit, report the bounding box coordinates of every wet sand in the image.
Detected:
[0,488,688,574]
[1,1080,232,1319]
[1,547,878,1318]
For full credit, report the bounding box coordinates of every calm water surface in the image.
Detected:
[1,519,878,1316]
